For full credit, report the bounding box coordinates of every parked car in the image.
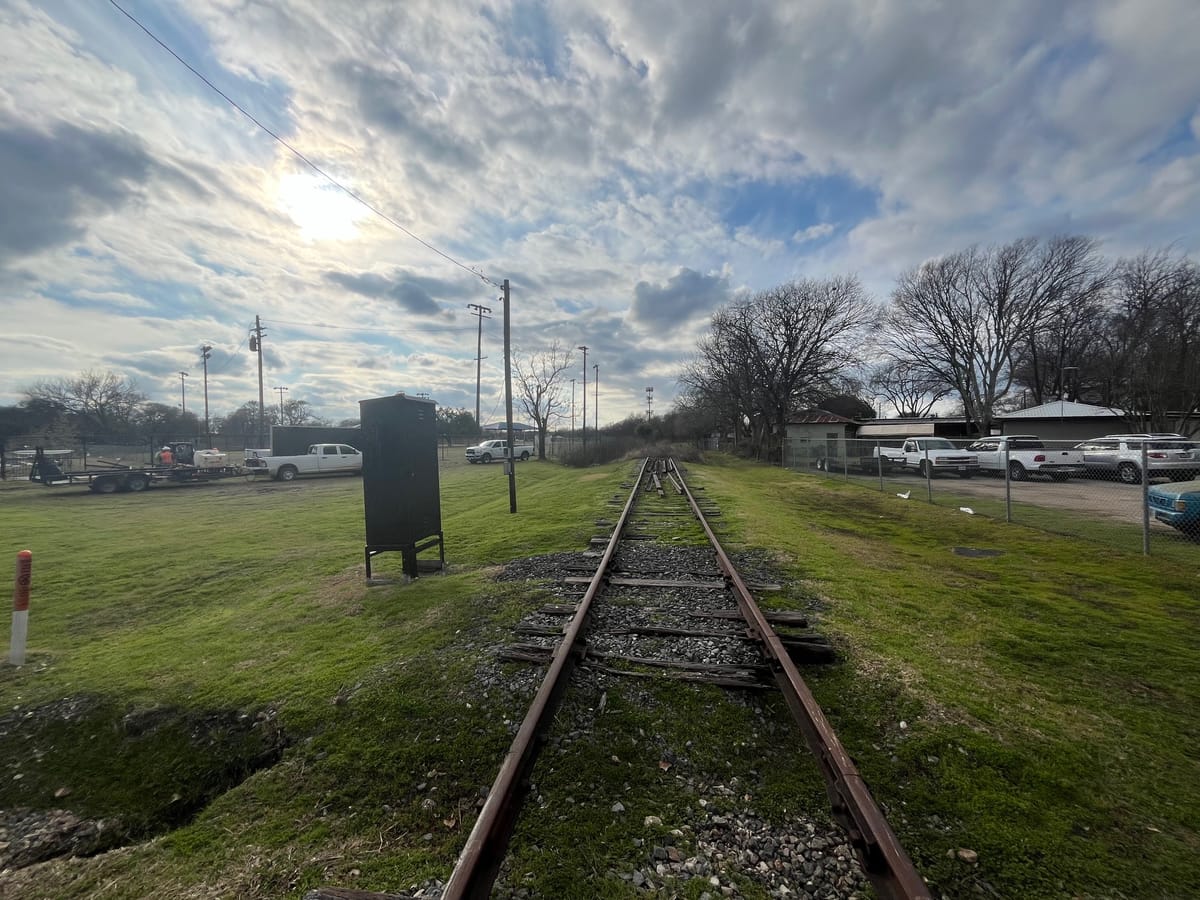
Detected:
[1072,434,1197,484]
[1148,479,1200,538]
[965,435,1085,481]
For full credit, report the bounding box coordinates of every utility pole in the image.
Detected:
[502,279,517,513]
[646,386,654,421]
[467,302,492,433]
[250,316,266,447]
[593,363,598,434]
[178,371,189,415]
[578,345,588,448]
[275,386,289,422]
[200,345,212,446]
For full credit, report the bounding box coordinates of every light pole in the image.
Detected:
[1059,366,1078,422]
[467,302,491,433]
[274,386,289,423]
[593,363,598,434]
[178,371,189,415]
[578,345,588,447]
[646,386,654,421]
[200,345,212,445]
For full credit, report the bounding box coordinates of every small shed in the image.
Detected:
[785,411,859,468]
[996,401,1125,442]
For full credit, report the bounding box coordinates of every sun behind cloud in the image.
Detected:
[275,172,367,241]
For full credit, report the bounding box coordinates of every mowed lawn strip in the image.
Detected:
[692,456,1200,896]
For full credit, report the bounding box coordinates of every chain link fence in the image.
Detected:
[783,434,1200,555]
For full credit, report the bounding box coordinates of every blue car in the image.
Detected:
[1148,479,1200,538]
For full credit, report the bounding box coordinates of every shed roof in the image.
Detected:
[1000,400,1123,419]
[787,409,857,425]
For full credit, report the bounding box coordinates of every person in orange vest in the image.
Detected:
[160,446,174,465]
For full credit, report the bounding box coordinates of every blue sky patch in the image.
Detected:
[715,175,879,242]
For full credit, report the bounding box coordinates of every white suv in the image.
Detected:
[1073,434,1197,484]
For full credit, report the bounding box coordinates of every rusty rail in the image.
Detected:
[670,458,931,900]
[441,458,652,899]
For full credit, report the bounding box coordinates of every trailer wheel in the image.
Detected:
[519,451,530,461]
[125,474,150,492]
[92,476,119,494]
[277,465,299,482]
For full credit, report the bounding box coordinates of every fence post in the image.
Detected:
[1004,445,1012,523]
[1142,442,1151,555]
[924,445,933,503]
[10,550,31,666]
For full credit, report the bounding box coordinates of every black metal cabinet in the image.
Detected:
[359,394,444,578]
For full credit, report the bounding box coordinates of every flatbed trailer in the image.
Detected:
[28,446,244,494]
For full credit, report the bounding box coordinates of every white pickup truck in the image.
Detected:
[243,443,363,481]
[465,438,534,464]
[965,434,1085,482]
[878,437,980,478]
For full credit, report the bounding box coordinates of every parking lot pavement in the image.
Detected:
[870,471,1175,531]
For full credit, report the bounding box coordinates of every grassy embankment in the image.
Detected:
[0,455,1196,898]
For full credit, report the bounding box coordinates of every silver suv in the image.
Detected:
[1073,434,1197,484]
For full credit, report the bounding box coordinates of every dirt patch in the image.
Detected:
[0,698,288,873]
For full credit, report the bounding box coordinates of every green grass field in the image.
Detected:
[0,455,1197,898]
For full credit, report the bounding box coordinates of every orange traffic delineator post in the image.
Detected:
[10,550,31,666]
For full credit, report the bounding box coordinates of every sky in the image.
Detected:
[1,0,1198,427]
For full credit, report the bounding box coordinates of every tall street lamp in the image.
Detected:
[467,302,491,433]
[578,345,588,447]
[179,371,189,415]
[200,345,212,445]
[1060,366,1079,422]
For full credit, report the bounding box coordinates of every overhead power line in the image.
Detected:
[267,317,475,336]
[106,0,500,289]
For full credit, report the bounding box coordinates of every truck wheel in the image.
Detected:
[481,453,492,463]
[277,465,299,482]
[92,476,119,494]
[520,451,530,461]
[1117,462,1142,485]
[125,474,150,492]
[1008,461,1027,481]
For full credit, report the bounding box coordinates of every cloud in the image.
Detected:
[629,268,731,328]
[0,120,157,264]
[323,269,471,316]
[794,223,834,244]
[1,0,1198,425]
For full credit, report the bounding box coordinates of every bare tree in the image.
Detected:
[884,236,1106,436]
[681,277,877,459]
[514,341,574,459]
[867,361,952,418]
[23,370,146,436]
[1104,251,1200,433]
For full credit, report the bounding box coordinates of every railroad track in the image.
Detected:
[314,458,930,900]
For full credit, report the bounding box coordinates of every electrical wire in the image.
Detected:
[106,0,502,289]
[266,317,476,336]
[207,330,249,375]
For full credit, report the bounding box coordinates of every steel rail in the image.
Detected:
[670,459,932,900]
[442,457,652,899]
